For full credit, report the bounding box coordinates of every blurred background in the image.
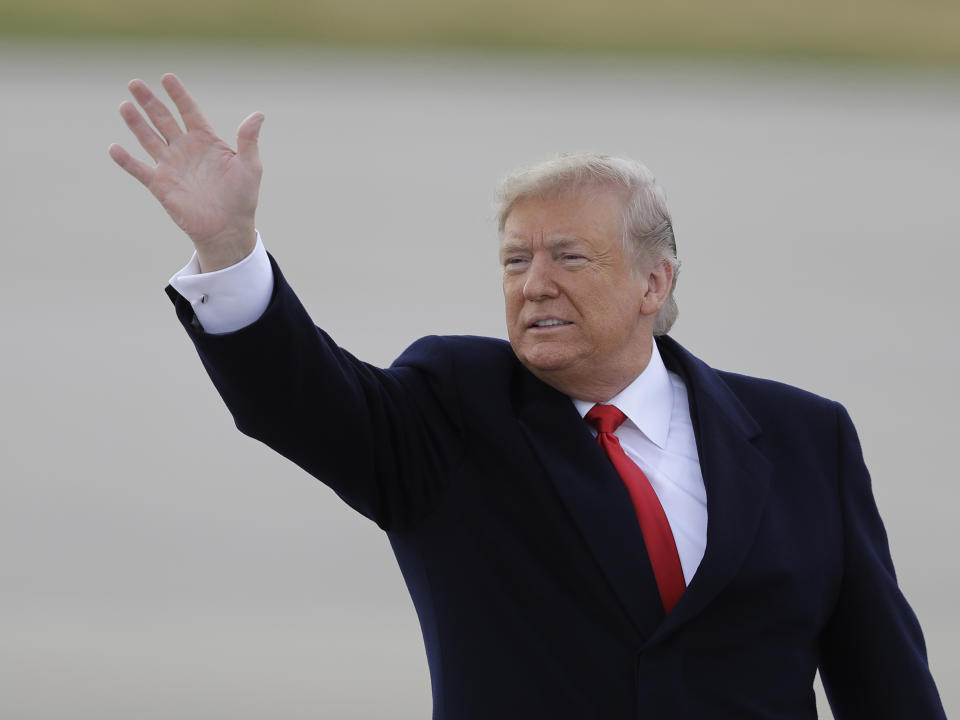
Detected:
[1,2,957,718]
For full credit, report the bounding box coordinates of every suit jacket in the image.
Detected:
[167,256,945,719]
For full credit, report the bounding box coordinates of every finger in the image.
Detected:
[236,112,265,161]
[128,78,183,142]
[108,143,156,187]
[119,100,167,161]
[161,73,214,133]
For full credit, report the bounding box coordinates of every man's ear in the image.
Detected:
[639,258,673,317]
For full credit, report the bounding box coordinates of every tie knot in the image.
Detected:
[585,404,627,435]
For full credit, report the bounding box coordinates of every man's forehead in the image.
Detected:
[500,202,625,256]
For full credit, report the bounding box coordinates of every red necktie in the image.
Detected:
[585,404,686,614]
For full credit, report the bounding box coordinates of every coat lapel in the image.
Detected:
[650,336,773,646]
[513,365,665,641]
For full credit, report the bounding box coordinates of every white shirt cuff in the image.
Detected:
[168,231,274,334]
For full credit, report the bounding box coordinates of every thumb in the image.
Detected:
[236,112,265,160]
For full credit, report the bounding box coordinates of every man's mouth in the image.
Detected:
[531,319,573,328]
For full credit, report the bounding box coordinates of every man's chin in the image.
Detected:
[514,349,575,378]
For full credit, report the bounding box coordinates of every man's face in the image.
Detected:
[500,186,657,400]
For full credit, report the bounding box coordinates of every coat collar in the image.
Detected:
[512,335,772,646]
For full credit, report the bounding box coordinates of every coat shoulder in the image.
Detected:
[658,335,840,429]
[392,334,518,375]
[715,369,837,415]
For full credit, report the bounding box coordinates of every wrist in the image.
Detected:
[195,228,257,273]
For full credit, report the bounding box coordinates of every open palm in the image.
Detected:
[109,74,264,270]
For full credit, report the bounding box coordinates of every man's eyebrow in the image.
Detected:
[499,240,530,256]
[547,236,585,250]
[500,236,586,255]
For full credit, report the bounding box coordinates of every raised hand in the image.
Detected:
[109,74,265,272]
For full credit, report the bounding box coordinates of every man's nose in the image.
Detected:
[522,255,560,300]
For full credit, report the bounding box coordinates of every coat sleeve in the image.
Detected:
[818,403,945,718]
[165,253,465,531]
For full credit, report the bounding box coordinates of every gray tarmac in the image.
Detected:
[1,40,957,719]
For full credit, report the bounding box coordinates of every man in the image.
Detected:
[111,75,945,718]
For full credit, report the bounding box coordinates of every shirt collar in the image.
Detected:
[571,339,673,449]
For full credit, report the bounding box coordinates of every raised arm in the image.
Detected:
[109,74,264,272]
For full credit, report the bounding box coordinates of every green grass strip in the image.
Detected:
[3,0,959,64]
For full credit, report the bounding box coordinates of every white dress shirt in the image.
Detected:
[572,344,707,584]
[170,238,709,582]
